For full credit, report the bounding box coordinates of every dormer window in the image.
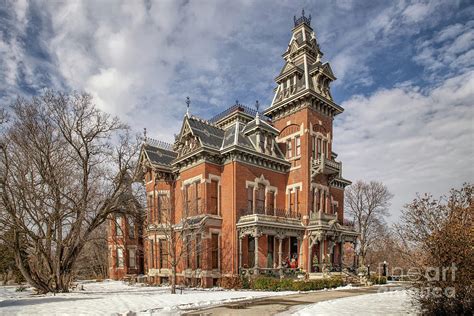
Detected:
[259,134,265,152]
[266,136,273,154]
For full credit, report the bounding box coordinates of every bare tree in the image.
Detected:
[75,223,109,280]
[395,184,473,314]
[345,180,393,268]
[0,91,140,293]
[147,177,207,294]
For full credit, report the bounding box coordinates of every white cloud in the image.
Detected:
[1,0,472,223]
[334,71,474,221]
[413,20,474,77]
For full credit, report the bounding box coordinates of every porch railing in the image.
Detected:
[239,208,302,220]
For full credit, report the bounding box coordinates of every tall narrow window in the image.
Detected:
[268,191,275,214]
[196,234,201,269]
[116,248,124,268]
[317,138,322,158]
[159,240,168,269]
[315,189,320,212]
[195,182,202,214]
[289,190,295,212]
[128,248,136,268]
[147,195,153,222]
[211,233,219,269]
[296,188,301,213]
[115,215,123,237]
[149,240,154,269]
[128,216,135,239]
[158,194,168,223]
[247,187,254,212]
[186,238,192,269]
[312,136,316,158]
[209,180,218,215]
[295,136,301,156]
[256,184,265,213]
[323,140,328,158]
[259,134,265,152]
[286,139,292,158]
[185,185,191,216]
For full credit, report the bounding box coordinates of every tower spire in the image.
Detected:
[185,96,191,117]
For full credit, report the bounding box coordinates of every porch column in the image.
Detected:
[307,237,312,273]
[319,240,324,266]
[238,235,243,271]
[340,240,345,267]
[254,233,259,272]
[277,236,283,277]
[278,237,283,268]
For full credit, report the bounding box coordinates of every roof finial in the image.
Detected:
[294,9,312,27]
[185,96,190,117]
[235,99,239,105]
[143,128,147,144]
[255,100,260,123]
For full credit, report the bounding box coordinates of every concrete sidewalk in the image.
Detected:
[184,284,406,316]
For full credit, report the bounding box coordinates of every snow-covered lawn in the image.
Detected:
[0,280,295,315]
[290,289,418,315]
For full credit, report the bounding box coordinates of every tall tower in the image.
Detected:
[264,10,349,222]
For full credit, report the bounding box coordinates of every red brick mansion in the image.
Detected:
[108,12,358,286]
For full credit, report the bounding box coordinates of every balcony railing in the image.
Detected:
[311,154,341,177]
[239,208,302,220]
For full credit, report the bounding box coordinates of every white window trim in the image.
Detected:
[286,182,303,194]
[276,123,304,142]
[206,174,221,215]
[128,246,137,268]
[181,174,204,188]
[209,228,221,270]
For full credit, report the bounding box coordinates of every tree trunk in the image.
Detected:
[171,266,177,294]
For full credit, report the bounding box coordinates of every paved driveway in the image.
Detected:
[184,284,406,316]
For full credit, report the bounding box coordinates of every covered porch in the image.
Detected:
[237,224,304,276]
[307,223,358,275]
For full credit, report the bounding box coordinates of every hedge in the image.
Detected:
[250,276,344,291]
[369,275,387,285]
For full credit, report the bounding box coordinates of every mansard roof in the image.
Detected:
[242,116,279,135]
[221,122,259,151]
[141,105,289,172]
[186,116,224,149]
[141,140,177,169]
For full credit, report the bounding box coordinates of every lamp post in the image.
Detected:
[383,261,387,277]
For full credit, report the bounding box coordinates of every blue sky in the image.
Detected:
[1,0,473,222]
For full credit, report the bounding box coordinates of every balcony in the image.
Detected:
[237,208,302,227]
[311,154,341,177]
